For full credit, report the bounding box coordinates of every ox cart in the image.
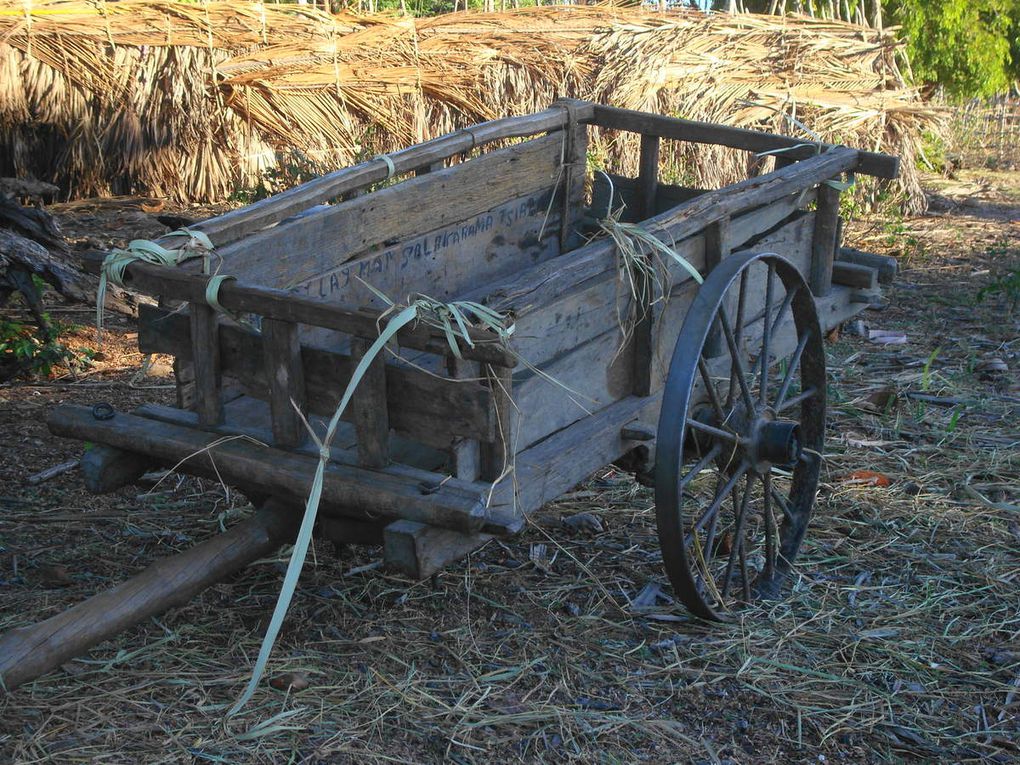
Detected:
[2,100,898,689]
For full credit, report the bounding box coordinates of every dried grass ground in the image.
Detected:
[0,174,1018,763]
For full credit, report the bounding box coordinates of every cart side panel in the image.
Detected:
[506,206,818,452]
[212,132,568,300]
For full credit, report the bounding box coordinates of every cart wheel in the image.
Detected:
[654,251,826,621]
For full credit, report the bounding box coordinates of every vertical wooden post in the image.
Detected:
[479,364,513,482]
[261,318,306,449]
[810,181,842,296]
[703,218,730,358]
[446,356,481,481]
[349,336,389,468]
[555,100,589,253]
[632,133,660,397]
[189,302,222,426]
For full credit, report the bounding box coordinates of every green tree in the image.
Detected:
[888,0,1016,98]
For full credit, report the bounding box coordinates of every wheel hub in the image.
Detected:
[694,405,802,474]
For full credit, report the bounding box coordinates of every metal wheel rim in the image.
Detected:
[654,251,826,622]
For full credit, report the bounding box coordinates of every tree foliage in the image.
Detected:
[888,0,1017,99]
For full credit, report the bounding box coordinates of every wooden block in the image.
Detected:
[837,247,898,284]
[383,520,493,579]
[80,444,153,494]
[349,336,389,468]
[261,318,306,449]
[188,302,222,426]
[832,261,878,290]
[446,356,481,481]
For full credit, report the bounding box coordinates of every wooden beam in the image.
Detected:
[349,336,389,468]
[189,303,222,426]
[261,318,306,449]
[810,182,842,296]
[47,406,497,535]
[555,100,589,252]
[383,520,493,579]
[0,502,300,692]
[632,134,661,397]
[480,365,513,482]
[837,247,898,284]
[832,261,878,290]
[592,103,900,179]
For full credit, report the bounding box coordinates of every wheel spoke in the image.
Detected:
[769,284,799,339]
[726,270,750,408]
[774,330,810,409]
[683,462,749,547]
[758,262,775,406]
[677,442,723,491]
[763,472,776,579]
[721,474,753,599]
[719,311,755,412]
[777,386,817,412]
[739,538,751,602]
[697,356,728,424]
[770,483,796,524]
[688,418,743,445]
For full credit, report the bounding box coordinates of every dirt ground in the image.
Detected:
[0,169,1017,763]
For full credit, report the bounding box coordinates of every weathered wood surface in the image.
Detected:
[349,336,390,468]
[109,259,515,367]
[632,134,660,397]
[214,133,566,294]
[383,520,493,580]
[592,104,900,179]
[110,399,522,536]
[261,318,306,449]
[837,247,898,284]
[47,405,504,535]
[138,305,495,447]
[479,365,513,482]
[0,502,300,692]
[832,261,878,290]
[480,148,859,322]
[80,444,152,494]
[508,211,817,451]
[558,103,589,252]
[494,281,868,516]
[810,182,842,296]
[188,303,223,426]
[160,103,595,250]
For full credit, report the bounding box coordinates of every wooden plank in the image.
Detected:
[383,520,493,579]
[810,182,842,296]
[592,103,900,179]
[291,188,561,315]
[557,101,589,252]
[156,103,595,250]
[261,318,306,449]
[138,305,495,447]
[114,259,515,367]
[214,133,566,290]
[478,148,859,321]
[349,336,389,468]
[47,406,495,535]
[480,365,513,482]
[837,247,898,284]
[832,261,878,290]
[189,303,222,426]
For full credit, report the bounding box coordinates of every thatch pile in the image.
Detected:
[0,2,940,210]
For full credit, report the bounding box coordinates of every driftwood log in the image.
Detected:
[0,502,299,692]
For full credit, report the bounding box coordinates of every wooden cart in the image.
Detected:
[35,99,898,666]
